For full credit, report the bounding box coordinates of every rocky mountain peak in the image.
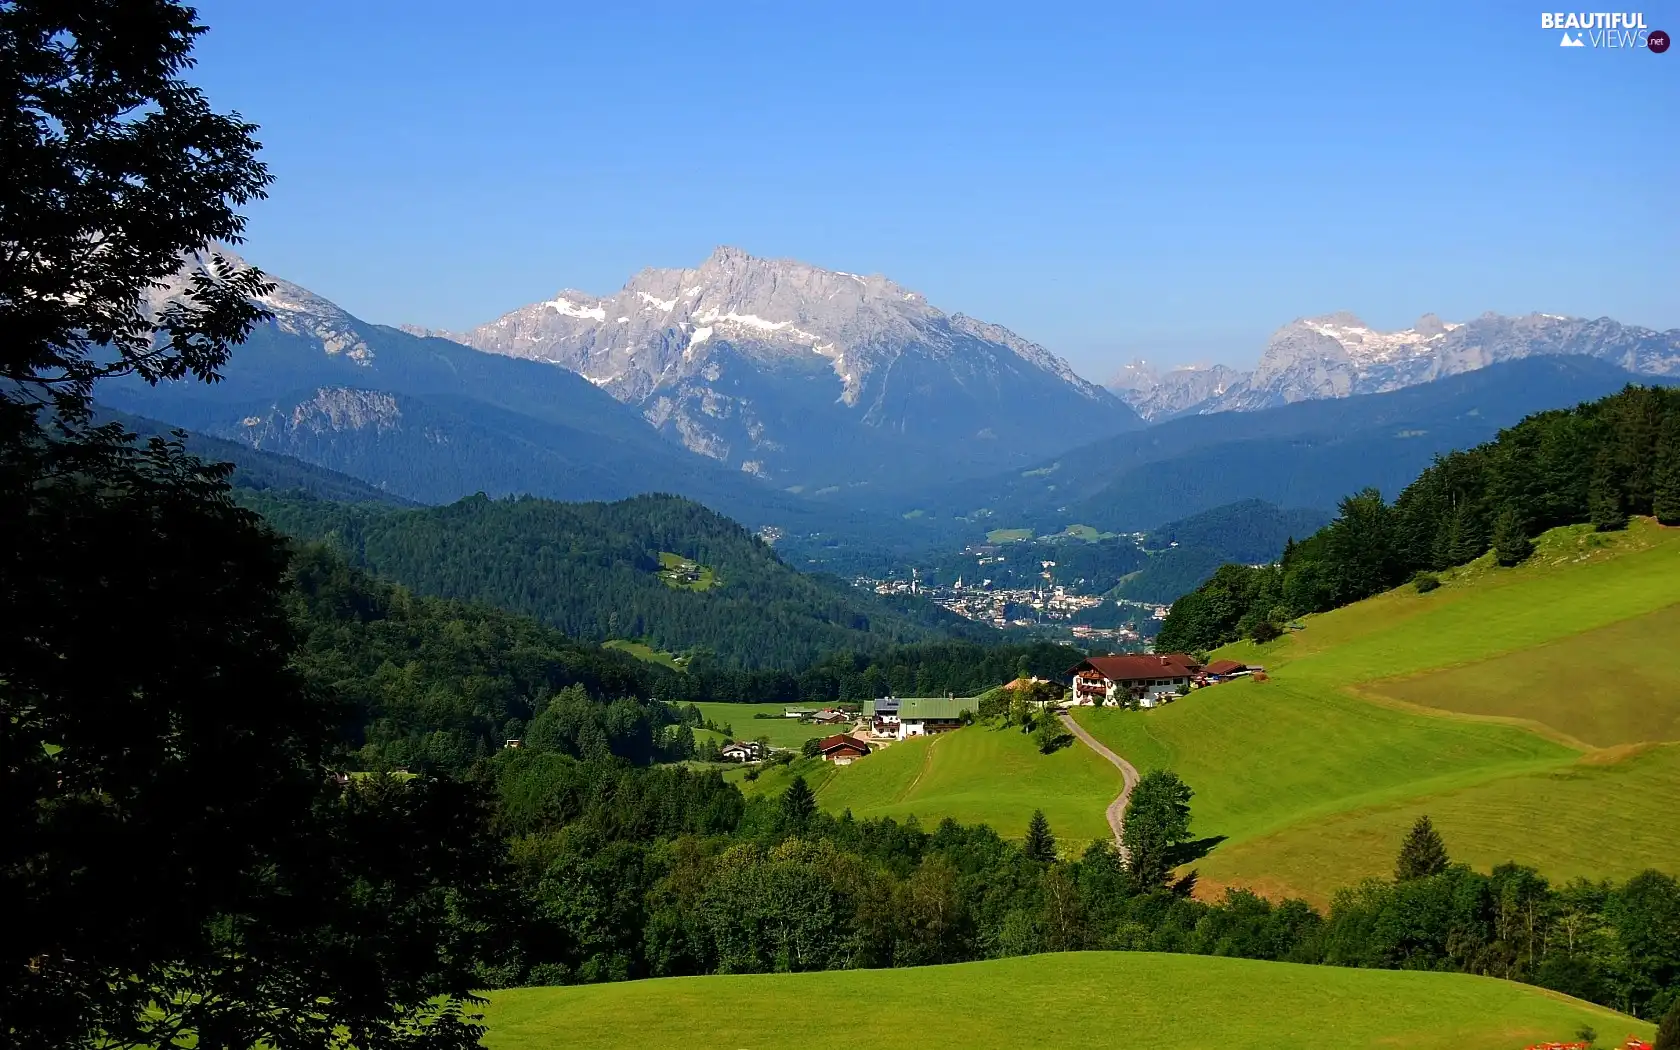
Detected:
[449,247,1132,482]
[1107,309,1679,422]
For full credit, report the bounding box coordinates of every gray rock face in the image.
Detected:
[449,246,1137,484]
[1107,360,1245,422]
[1108,312,1680,420]
[144,245,380,366]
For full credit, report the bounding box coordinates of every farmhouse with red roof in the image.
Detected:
[1067,654,1202,708]
[815,733,872,766]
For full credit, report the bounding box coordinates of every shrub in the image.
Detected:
[1249,619,1283,644]
[1412,572,1440,593]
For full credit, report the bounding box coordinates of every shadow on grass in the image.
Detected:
[1169,834,1227,867]
[1036,734,1075,755]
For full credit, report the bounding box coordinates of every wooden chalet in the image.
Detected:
[1067,653,1202,708]
[816,733,872,765]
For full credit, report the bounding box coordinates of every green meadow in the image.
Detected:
[740,721,1120,843]
[985,527,1035,542]
[1075,519,1680,903]
[656,551,717,591]
[603,639,686,671]
[689,701,852,750]
[481,952,1649,1050]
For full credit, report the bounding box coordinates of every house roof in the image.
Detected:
[864,696,972,719]
[1069,654,1201,682]
[817,733,871,755]
[1204,659,1248,676]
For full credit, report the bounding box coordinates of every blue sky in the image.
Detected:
[190,0,1677,378]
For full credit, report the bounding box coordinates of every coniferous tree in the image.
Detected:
[1589,446,1628,532]
[1654,413,1680,527]
[1655,998,1680,1050]
[1395,815,1450,881]
[1492,507,1534,566]
[1024,809,1057,862]
[1121,770,1194,888]
[781,775,817,829]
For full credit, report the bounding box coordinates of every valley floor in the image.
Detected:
[480,952,1650,1050]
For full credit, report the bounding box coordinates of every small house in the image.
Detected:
[816,733,872,765]
[1067,654,1202,708]
[1201,660,1259,682]
[811,708,851,725]
[719,740,764,762]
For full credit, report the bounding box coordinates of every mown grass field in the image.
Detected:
[986,527,1034,542]
[689,701,852,750]
[1367,605,1680,748]
[1075,519,1680,904]
[655,551,717,591]
[602,639,685,671]
[481,952,1650,1050]
[738,722,1120,843]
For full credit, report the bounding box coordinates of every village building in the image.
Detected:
[810,708,851,725]
[816,733,872,765]
[1201,659,1259,682]
[719,740,764,762]
[863,696,971,739]
[1067,654,1203,708]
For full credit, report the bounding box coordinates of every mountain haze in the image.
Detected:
[920,355,1678,532]
[1111,311,1680,421]
[452,246,1140,486]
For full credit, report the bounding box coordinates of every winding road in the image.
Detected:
[1057,710,1139,859]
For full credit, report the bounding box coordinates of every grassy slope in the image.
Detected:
[739,724,1120,843]
[481,952,1649,1050]
[1367,605,1680,748]
[1076,520,1680,904]
[602,639,684,671]
[690,702,849,750]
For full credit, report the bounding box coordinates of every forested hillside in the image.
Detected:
[1110,500,1332,605]
[1160,384,1680,651]
[285,544,687,771]
[246,490,993,669]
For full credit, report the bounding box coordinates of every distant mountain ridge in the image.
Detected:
[447,246,1140,485]
[907,355,1679,533]
[1110,311,1680,421]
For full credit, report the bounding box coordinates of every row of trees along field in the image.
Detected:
[1158,384,1680,652]
[456,740,1680,1025]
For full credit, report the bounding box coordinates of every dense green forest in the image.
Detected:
[1159,385,1680,651]
[1081,500,1330,606]
[243,489,993,670]
[285,542,1085,770]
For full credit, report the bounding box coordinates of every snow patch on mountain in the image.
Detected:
[1108,311,1680,421]
[448,246,1133,478]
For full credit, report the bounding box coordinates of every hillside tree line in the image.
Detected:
[1159,385,1680,651]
